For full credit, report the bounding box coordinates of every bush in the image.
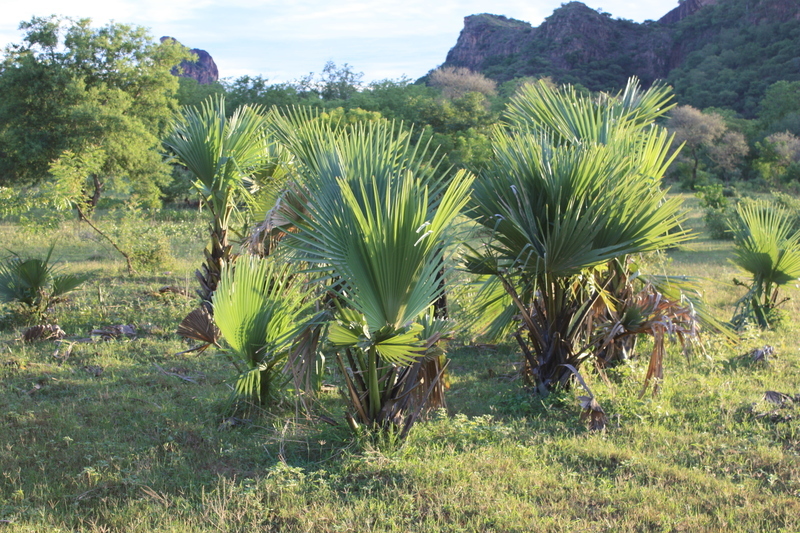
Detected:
[0,244,89,324]
[696,184,737,240]
[112,211,175,272]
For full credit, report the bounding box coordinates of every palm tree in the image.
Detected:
[465,78,692,391]
[212,255,310,406]
[163,95,271,309]
[729,200,800,329]
[279,114,473,436]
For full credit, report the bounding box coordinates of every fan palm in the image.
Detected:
[281,115,473,436]
[729,200,800,329]
[465,78,691,391]
[0,243,88,324]
[163,95,271,308]
[212,254,310,406]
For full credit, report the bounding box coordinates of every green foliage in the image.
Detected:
[0,243,88,324]
[0,16,189,206]
[667,106,749,187]
[2,206,800,531]
[277,115,473,435]
[696,184,736,240]
[729,200,800,329]
[466,78,690,390]
[212,255,309,406]
[163,95,272,304]
[758,80,800,135]
[110,210,176,272]
[668,0,800,117]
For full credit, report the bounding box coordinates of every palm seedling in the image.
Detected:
[465,78,693,392]
[212,254,310,407]
[729,200,800,329]
[280,114,473,437]
[0,243,88,324]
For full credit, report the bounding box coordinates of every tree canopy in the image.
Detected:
[0,16,189,206]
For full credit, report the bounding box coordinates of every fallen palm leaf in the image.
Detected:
[750,345,775,363]
[157,285,192,298]
[21,324,66,343]
[563,363,608,431]
[154,364,200,384]
[90,324,136,340]
[764,390,795,406]
[578,395,608,431]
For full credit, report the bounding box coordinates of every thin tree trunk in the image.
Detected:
[75,204,135,274]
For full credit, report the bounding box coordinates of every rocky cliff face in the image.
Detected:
[161,37,219,85]
[444,15,531,72]
[443,2,675,88]
[442,0,800,101]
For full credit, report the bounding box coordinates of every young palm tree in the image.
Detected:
[280,115,473,436]
[466,78,691,391]
[163,96,271,308]
[212,254,310,406]
[729,200,800,329]
[0,244,88,324]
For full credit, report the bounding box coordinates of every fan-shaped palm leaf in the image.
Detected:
[212,255,310,405]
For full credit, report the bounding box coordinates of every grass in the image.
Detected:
[1,202,799,532]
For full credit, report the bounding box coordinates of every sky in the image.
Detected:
[0,0,678,84]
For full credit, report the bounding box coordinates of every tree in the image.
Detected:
[758,81,800,136]
[466,78,691,392]
[667,105,747,185]
[0,16,189,206]
[428,66,497,100]
[163,96,271,308]
[318,61,363,101]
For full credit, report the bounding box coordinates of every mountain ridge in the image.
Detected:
[441,0,800,114]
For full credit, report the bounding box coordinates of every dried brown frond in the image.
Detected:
[176,307,220,352]
[578,395,608,431]
[21,324,66,343]
[749,345,775,363]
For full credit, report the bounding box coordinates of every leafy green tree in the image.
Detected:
[176,77,226,108]
[222,75,306,110]
[757,80,800,136]
[754,131,800,185]
[0,16,189,206]
[318,61,363,101]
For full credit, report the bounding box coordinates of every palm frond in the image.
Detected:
[212,255,310,405]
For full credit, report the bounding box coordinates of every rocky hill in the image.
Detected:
[161,36,219,85]
[442,0,800,115]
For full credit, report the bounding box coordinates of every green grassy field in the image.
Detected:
[1,198,799,532]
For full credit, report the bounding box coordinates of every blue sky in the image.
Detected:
[1,0,679,83]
